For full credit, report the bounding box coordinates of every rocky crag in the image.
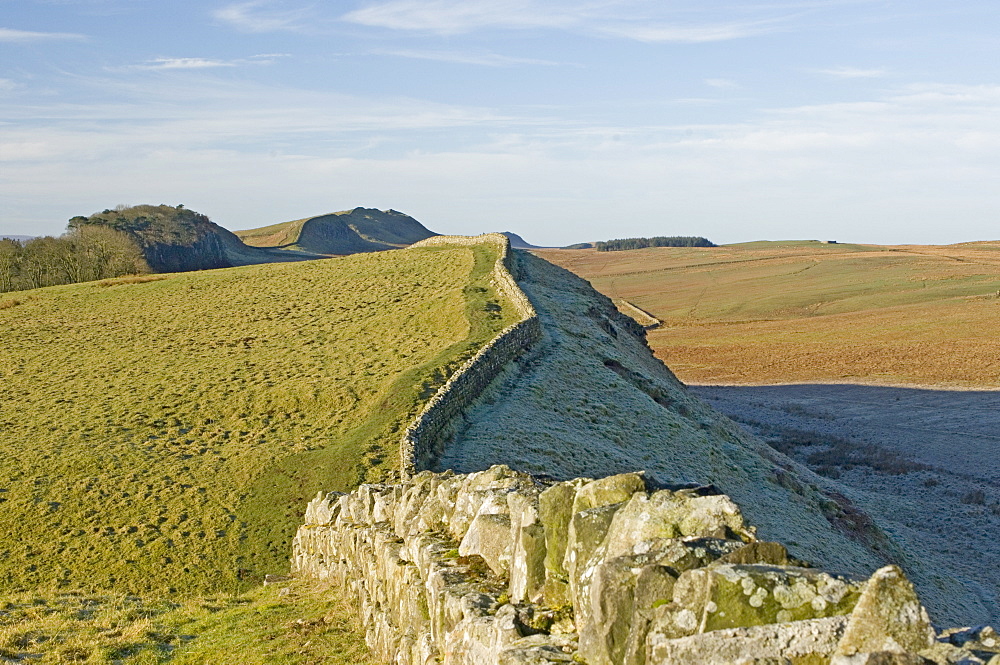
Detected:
[291,236,998,663]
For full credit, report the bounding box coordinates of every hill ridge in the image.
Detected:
[237,207,437,256]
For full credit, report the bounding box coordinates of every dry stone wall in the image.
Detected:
[399,235,540,477]
[292,465,996,665]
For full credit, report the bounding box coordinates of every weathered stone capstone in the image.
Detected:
[291,465,979,665]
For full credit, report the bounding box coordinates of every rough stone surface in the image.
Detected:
[835,566,936,657]
[292,466,953,665]
[647,616,849,664]
[650,564,865,640]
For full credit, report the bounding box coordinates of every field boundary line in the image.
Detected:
[398,234,541,477]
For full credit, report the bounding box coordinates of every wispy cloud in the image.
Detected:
[597,19,783,43]
[812,66,888,79]
[342,0,576,34]
[342,1,791,43]
[704,78,739,89]
[212,1,311,33]
[138,58,237,70]
[0,27,86,42]
[129,54,290,70]
[376,49,560,67]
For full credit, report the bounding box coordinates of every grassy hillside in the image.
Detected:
[236,208,436,256]
[0,242,516,598]
[537,241,1000,387]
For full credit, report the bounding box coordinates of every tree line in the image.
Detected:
[594,236,716,251]
[0,227,149,294]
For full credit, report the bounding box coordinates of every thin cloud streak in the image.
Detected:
[128,54,289,70]
[375,49,561,67]
[342,0,576,34]
[812,66,888,78]
[596,18,783,43]
[0,27,87,42]
[137,58,237,70]
[212,1,311,33]
[342,0,798,42]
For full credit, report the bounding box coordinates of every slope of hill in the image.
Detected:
[67,204,310,273]
[500,231,540,249]
[0,242,517,596]
[536,241,1000,387]
[433,251,997,626]
[236,207,437,256]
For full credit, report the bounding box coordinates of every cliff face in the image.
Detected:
[68,205,236,273]
[140,225,232,272]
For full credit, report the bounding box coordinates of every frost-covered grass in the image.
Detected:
[0,243,515,596]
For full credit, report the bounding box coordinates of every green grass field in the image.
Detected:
[538,241,1000,386]
[0,242,516,599]
[1,580,374,664]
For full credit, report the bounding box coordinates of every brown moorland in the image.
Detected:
[536,240,1000,387]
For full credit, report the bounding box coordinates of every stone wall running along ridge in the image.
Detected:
[399,234,541,478]
[292,465,997,665]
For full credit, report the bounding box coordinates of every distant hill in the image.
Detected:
[236,208,437,256]
[1,235,34,242]
[68,205,319,273]
[500,231,540,249]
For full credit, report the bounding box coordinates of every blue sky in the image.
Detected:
[2,1,999,245]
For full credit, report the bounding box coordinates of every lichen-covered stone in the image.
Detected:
[539,479,589,607]
[647,615,849,664]
[652,564,865,640]
[831,652,935,665]
[942,625,1000,656]
[602,491,753,559]
[564,502,623,612]
[579,554,678,665]
[508,488,546,603]
[511,523,546,603]
[292,465,951,665]
[450,465,534,541]
[716,542,791,567]
[577,537,748,665]
[571,472,646,515]
[834,566,935,657]
[460,512,514,575]
[498,635,578,664]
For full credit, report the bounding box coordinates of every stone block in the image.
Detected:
[511,523,547,603]
[460,512,514,575]
[565,502,623,613]
[646,615,849,665]
[831,653,934,665]
[715,542,791,567]
[539,478,590,607]
[602,491,751,559]
[834,566,935,658]
[571,472,646,515]
[651,564,865,640]
[498,635,578,665]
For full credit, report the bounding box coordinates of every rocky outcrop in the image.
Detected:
[292,465,988,665]
[399,235,541,477]
[236,207,438,255]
